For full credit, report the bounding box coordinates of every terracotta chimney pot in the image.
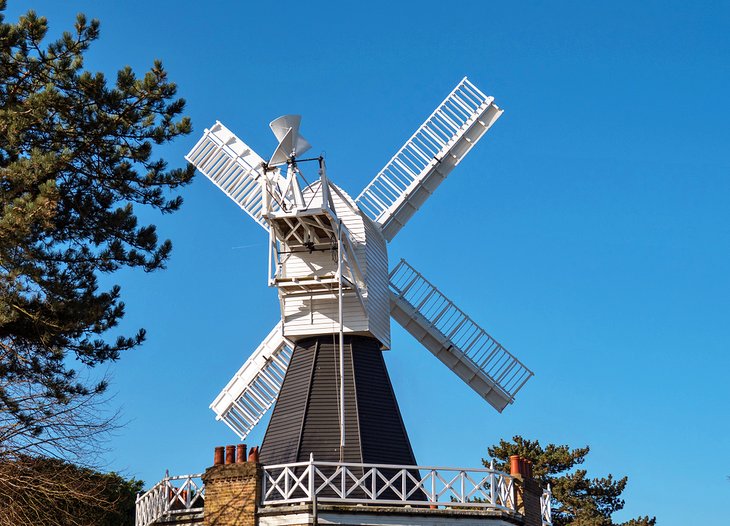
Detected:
[213,446,224,466]
[225,445,236,464]
[510,455,521,476]
[236,444,247,464]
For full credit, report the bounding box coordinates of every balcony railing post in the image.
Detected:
[308,453,315,501]
[542,483,553,526]
[371,466,377,498]
[429,469,435,504]
[163,472,170,514]
[340,464,346,498]
[460,470,465,503]
[284,468,290,499]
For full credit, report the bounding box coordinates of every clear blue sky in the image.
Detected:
[7,1,730,524]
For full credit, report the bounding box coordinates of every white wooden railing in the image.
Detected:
[262,457,516,511]
[541,484,553,526]
[135,473,204,526]
[136,463,553,525]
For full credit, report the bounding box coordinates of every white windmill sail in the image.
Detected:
[389,259,533,412]
[185,121,288,229]
[188,78,533,445]
[356,77,503,241]
[210,323,294,439]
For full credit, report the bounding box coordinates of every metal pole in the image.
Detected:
[268,223,273,285]
[337,222,345,458]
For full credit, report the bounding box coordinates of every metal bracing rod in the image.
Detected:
[337,220,345,458]
[268,221,274,285]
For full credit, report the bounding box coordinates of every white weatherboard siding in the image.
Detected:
[362,214,390,348]
[279,183,390,348]
[283,293,369,335]
[281,250,337,279]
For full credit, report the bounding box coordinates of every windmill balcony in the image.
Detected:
[135,449,552,526]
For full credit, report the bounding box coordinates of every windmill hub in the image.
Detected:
[185,77,534,464]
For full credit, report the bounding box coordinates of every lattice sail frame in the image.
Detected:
[356,77,503,241]
[209,323,294,439]
[185,121,288,229]
[389,259,533,412]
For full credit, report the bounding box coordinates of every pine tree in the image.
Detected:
[486,436,656,526]
[0,1,193,462]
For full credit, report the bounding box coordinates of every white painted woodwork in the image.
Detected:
[185,121,287,230]
[362,214,391,349]
[389,259,533,412]
[135,474,204,526]
[356,77,503,241]
[260,514,517,526]
[186,78,536,445]
[136,458,552,526]
[209,322,294,439]
[276,182,390,348]
[261,459,517,511]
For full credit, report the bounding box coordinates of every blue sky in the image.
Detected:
[7,1,730,524]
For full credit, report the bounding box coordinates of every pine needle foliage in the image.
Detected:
[0,1,193,457]
[486,436,656,526]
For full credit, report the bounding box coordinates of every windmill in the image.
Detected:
[185,77,533,466]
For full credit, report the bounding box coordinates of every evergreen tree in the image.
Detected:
[0,0,193,461]
[486,436,656,526]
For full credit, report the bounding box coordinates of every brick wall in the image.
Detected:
[521,478,544,526]
[510,455,545,526]
[202,462,261,526]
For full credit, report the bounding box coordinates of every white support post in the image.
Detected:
[337,221,345,458]
[268,223,274,285]
[308,453,315,500]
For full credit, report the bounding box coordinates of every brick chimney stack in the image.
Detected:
[509,455,543,526]
[202,444,261,526]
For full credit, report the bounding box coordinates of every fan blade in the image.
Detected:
[185,121,288,229]
[356,77,503,242]
[210,322,294,439]
[388,259,533,412]
[269,114,301,142]
[269,114,312,164]
[269,127,295,167]
[294,134,312,157]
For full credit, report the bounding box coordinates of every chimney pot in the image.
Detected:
[236,444,247,463]
[509,455,521,476]
[225,445,236,464]
[248,445,260,463]
[213,446,224,466]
